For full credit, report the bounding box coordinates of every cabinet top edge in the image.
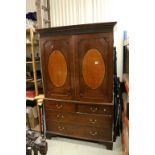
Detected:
[37,22,117,36]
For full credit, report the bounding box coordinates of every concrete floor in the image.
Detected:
[42,136,123,155]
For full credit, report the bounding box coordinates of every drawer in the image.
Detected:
[76,104,113,115]
[44,100,75,112]
[46,121,112,142]
[46,110,112,128]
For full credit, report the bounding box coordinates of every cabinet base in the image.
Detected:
[46,132,113,150]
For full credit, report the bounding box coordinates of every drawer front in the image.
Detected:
[46,121,112,141]
[46,110,112,128]
[44,100,75,112]
[76,104,113,115]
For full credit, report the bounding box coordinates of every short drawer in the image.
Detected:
[76,104,113,115]
[45,110,112,129]
[44,100,75,112]
[46,121,112,142]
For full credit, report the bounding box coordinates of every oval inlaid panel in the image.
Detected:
[82,48,105,89]
[48,50,67,87]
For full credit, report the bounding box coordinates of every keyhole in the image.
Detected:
[95,61,99,64]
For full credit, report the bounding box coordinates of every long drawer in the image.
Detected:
[45,100,75,112]
[76,104,113,115]
[46,121,112,142]
[45,110,112,129]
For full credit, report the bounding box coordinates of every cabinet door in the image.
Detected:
[75,33,113,102]
[40,36,74,100]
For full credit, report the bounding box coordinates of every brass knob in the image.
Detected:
[89,119,97,124]
[90,131,98,136]
[103,108,106,112]
[56,104,63,109]
[57,114,64,119]
[90,107,98,112]
[58,126,64,131]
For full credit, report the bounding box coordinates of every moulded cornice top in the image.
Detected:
[37,22,117,36]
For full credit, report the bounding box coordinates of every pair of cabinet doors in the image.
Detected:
[40,32,113,103]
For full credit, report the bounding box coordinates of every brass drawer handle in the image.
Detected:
[90,131,98,136]
[56,114,64,119]
[58,126,64,131]
[90,107,98,112]
[56,104,63,109]
[89,119,97,124]
[103,108,106,112]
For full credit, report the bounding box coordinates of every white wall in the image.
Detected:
[109,0,130,81]
[26,0,36,13]
[50,0,116,27]
[26,0,130,81]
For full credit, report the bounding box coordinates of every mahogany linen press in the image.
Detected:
[38,22,116,150]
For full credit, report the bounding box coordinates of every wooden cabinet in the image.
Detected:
[38,22,116,150]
